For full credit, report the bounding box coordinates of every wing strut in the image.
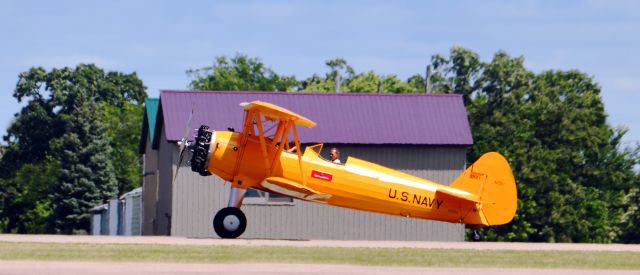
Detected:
[290,121,306,186]
[270,121,289,174]
[254,111,271,176]
[231,109,255,180]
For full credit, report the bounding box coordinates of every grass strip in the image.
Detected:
[0,241,639,270]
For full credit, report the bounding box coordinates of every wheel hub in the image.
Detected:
[223,215,240,231]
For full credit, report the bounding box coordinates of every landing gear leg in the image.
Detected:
[213,187,248,239]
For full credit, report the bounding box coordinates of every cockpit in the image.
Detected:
[283,144,345,165]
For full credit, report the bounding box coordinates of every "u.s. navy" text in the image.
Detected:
[388,188,443,209]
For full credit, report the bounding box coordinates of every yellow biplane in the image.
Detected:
[180,101,517,240]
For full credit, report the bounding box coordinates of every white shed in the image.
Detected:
[120,187,143,236]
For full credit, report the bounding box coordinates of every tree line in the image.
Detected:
[1,48,638,242]
[0,65,146,234]
[188,50,640,242]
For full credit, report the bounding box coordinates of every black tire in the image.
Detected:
[471,230,482,242]
[213,207,247,239]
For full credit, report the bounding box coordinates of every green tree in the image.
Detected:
[325,58,355,92]
[0,160,58,233]
[0,64,146,233]
[101,102,144,193]
[301,58,420,93]
[346,72,414,93]
[432,47,639,242]
[407,74,426,93]
[301,58,355,92]
[6,65,146,190]
[299,74,335,92]
[620,184,640,243]
[49,96,117,234]
[187,54,298,91]
[346,71,380,93]
[380,75,414,93]
[0,98,64,177]
[431,46,483,105]
[1,81,67,233]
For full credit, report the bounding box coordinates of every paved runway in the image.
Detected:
[1,235,639,275]
[0,261,638,275]
[1,234,639,252]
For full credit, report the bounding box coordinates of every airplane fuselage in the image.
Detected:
[206,131,480,224]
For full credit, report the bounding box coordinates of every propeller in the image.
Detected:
[172,105,195,185]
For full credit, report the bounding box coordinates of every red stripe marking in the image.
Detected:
[311,170,333,181]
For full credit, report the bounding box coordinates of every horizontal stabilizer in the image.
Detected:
[261,177,331,202]
[436,187,482,203]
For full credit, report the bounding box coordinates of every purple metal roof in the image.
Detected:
[157,90,473,145]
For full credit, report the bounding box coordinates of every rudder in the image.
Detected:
[450,152,517,226]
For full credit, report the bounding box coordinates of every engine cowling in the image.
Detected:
[190,125,214,176]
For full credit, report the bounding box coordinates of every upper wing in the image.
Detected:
[240,101,316,128]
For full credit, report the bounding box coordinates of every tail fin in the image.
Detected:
[450,152,517,226]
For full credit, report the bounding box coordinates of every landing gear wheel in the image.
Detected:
[213,207,247,239]
[471,229,483,242]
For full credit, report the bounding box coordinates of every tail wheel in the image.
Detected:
[471,229,483,242]
[213,207,247,239]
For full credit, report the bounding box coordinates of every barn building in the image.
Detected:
[139,90,473,240]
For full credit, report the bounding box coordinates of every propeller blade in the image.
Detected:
[172,147,187,185]
[179,106,195,152]
[173,104,195,185]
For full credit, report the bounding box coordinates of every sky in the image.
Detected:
[1,0,639,145]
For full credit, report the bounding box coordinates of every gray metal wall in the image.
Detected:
[123,193,142,236]
[156,130,174,235]
[90,209,110,235]
[167,139,467,241]
[108,199,120,236]
[91,213,102,235]
[142,137,159,235]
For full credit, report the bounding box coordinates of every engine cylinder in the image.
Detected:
[190,125,213,176]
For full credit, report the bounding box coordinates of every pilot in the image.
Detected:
[329,148,341,164]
